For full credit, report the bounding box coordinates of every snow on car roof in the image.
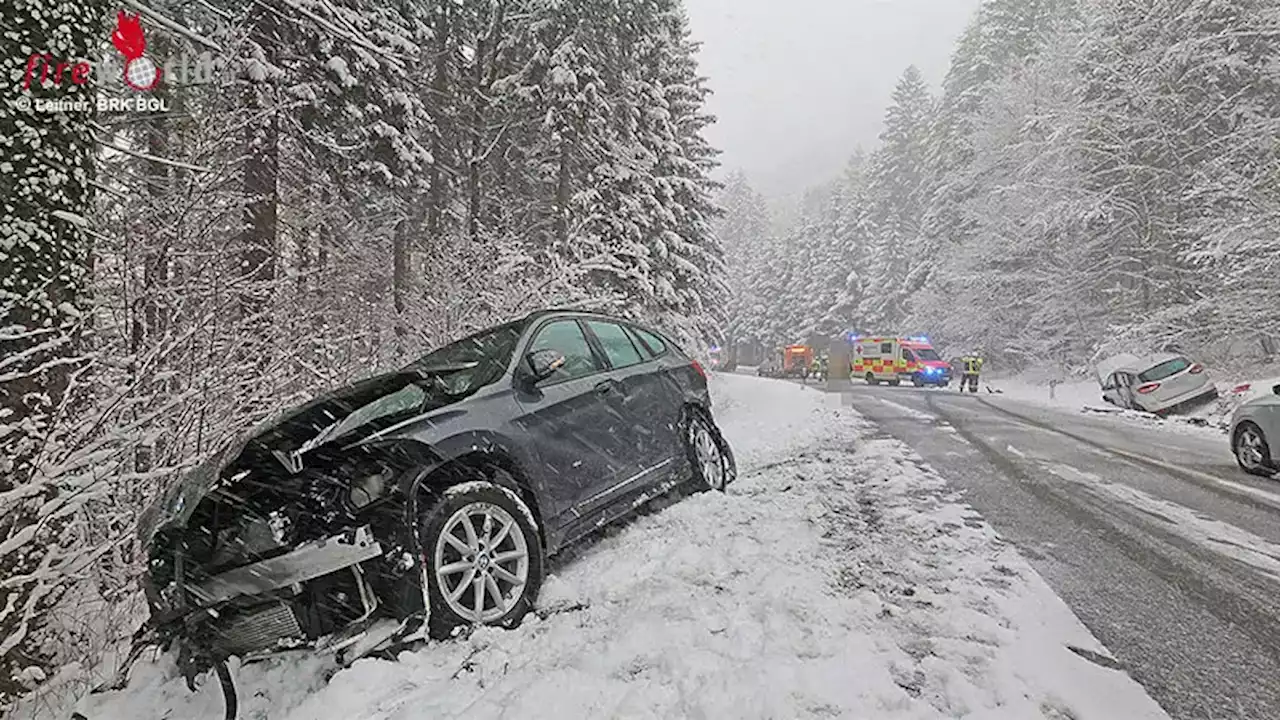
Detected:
[1095,353,1143,380]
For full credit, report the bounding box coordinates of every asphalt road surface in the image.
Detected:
[814,379,1280,720]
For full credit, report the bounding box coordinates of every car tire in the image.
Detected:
[865,372,878,385]
[684,408,735,492]
[419,482,544,639]
[1234,422,1275,477]
[912,374,924,387]
[889,379,901,387]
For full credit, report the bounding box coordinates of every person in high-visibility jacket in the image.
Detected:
[958,351,984,393]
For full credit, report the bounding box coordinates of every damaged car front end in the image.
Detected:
[127,320,534,708]
[136,374,453,689]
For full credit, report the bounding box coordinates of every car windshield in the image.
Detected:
[1139,357,1191,383]
[407,320,526,385]
[307,381,428,451]
[300,322,528,452]
[913,348,941,361]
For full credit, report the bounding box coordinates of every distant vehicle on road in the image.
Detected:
[851,335,951,387]
[1098,353,1218,415]
[782,344,814,379]
[1230,379,1280,477]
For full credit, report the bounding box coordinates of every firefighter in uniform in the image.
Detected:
[958,351,984,393]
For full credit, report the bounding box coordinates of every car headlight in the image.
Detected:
[349,472,391,509]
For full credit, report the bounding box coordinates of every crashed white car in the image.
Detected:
[1229,378,1280,477]
[1097,353,1218,415]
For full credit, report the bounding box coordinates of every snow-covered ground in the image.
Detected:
[67,374,1169,720]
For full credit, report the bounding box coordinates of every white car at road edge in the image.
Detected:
[1098,353,1219,415]
[1230,379,1280,477]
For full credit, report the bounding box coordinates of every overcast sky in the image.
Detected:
[683,0,983,199]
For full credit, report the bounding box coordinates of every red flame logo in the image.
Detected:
[111,11,147,61]
[110,11,161,91]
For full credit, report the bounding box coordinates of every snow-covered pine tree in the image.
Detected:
[823,152,874,334]
[912,13,1103,370]
[916,0,1081,324]
[856,66,934,331]
[0,0,107,701]
[641,0,728,348]
[717,171,773,356]
[1080,0,1280,358]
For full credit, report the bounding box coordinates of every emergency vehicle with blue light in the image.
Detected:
[850,335,951,387]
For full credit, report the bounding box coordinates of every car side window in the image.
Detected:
[904,349,916,362]
[527,320,601,383]
[881,342,892,354]
[587,320,645,369]
[632,327,669,358]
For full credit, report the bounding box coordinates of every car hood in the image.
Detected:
[136,369,456,545]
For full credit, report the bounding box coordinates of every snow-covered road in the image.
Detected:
[839,381,1280,720]
[72,375,1166,720]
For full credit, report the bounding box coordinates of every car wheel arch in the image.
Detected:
[406,450,548,553]
[678,402,735,469]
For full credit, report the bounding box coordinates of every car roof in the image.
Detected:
[1097,353,1143,378]
[523,307,626,321]
[521,308,669,336]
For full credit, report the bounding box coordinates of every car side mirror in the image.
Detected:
[524,349,566,384]
[1273,383,1280,396]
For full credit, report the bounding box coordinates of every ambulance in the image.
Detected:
[851,335,952,387]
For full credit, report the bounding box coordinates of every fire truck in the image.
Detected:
[851,335,951,387]
[781,344,814,379]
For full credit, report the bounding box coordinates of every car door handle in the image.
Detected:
[595,379,621,396]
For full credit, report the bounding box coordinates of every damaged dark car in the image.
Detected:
[130,309,735,702]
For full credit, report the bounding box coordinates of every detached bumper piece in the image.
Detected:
[190,526,383,606]
[185,526,384,658]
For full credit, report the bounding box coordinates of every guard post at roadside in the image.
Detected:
[827,333,852,394]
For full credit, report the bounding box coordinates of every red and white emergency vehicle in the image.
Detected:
[851,335,951,387]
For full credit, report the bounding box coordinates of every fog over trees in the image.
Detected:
[719,0,1280,371]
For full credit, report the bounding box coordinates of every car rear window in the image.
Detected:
[1139,357,1191,383]
[587,320,645,369]
[631,327,669,358]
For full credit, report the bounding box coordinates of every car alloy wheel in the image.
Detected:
[420,482,543,636]
[434,502,529,623]
[1235,424,1274,477]
[686,412,733,492]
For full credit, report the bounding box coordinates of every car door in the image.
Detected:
[1116,372,1137,409]
[1101,373,1121,405]
[579,320,681,505]
[512,319,627,523]
[1257,387,1280,463]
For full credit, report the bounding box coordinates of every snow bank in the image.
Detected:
[992,370,1280,436]
[69,374,1167,720]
